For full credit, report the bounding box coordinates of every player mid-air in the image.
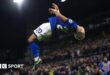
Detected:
[28,3,85,70]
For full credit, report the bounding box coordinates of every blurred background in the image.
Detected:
[0,0,110,74]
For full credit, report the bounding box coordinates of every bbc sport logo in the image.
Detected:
[0,63,24,69]
[0,64,7,69]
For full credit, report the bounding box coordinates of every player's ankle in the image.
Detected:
[34,56,39,62]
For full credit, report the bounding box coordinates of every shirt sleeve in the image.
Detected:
[65,18,78,30]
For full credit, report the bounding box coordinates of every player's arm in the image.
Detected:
[49,3,68,22]
[49,3,77,29]
[49,3,85,40]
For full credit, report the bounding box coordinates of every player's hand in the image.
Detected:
[49,3,61,16]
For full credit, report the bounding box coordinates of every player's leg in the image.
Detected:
[28,33,36,43]
[28,34,42,70]
[28,22,52,70]
[28,33,40,60]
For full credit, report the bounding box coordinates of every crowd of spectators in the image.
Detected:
[2,31,110,75]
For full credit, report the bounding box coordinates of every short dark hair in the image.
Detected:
[74,32,85,40]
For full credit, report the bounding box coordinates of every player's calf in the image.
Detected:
[28,34,42,70]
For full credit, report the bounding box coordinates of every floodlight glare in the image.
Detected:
[61,0,66,2]
[13,0,24,5]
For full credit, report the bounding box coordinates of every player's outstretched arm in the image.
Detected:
[49,3,85,40]
[49,3,68,22]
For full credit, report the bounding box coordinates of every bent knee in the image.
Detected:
[28,34,37,43]
[28,38,33,43]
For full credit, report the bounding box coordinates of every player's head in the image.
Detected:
[74,25,85,40]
